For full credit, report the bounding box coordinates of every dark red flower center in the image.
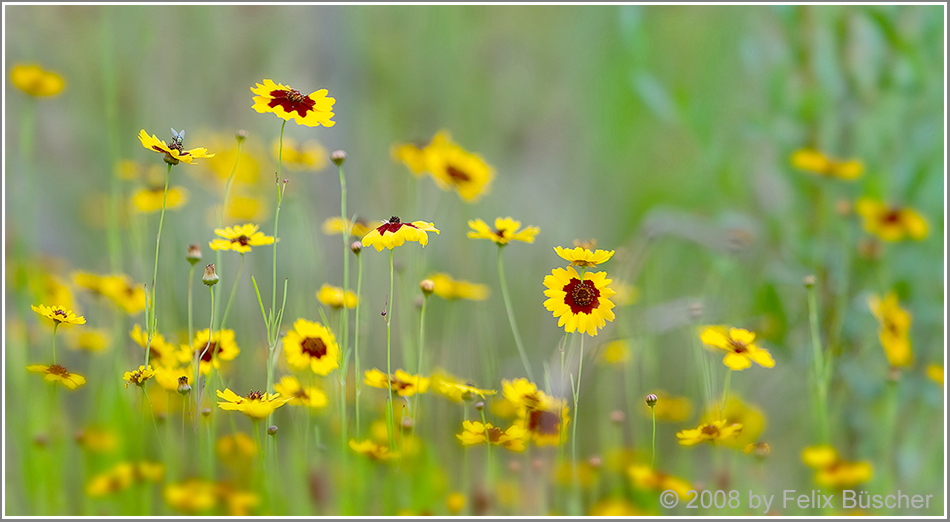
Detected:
[53,309,67,318]
[563,278,600,315]
[528,409,561,436]
[701,424,720,437]
[269,88,316,118]
[301,337,328,359]
[377,216,418,235]
[728,339,748,353]
[446,165,471,184]
[196,341,220,362]
[494,228,507,238]
[231,235,251,246]
[882,209,902,224]
[246,391,264,401]
[486,426,504,443]
[48,364,69,376]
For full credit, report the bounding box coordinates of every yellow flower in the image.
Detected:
[153,365,192,393]
[69,329,110,353]
[428,272,490,301]
[189,329,240,375]
[224,192,269,223]
[927,364,943,386]
[364,369,429,396]
[425,131,495,202]
[391,140,430,177]
[221,487,261,516]
[274,375,329,409]
[282,319,340,376]
[588,497,643,516]
[467,217,539,246]
[431,369,496,403]
[216,388,291,421]
[272,136,328,171]
[597,339,631,366]
[27,364,86,390]
[209,223,276,254]
[520,401,570,446]
[855,198,928,242]
[790,148,863,180]
[130,185,188,213]
[701,396,765,448]
[197,133,263,187]
[543,266,616,337]
[11,64,65,97]
[456,421,526,451]
[611,282,640,307]
[102,275,147,315]
[75,426,119,453]
[554,246,615,267]
[802,445,873,489]
[164,479,218,514]
[446,492,466,514]
[317,284,358,309]
[676,420,743,446]
[361,216,439,251]
[130,324,176,366]
[216,433,258,461]
[32,273,74,312]
[501,378,550,411]
[322,216,381,238]
[123,365,159,388]
[139,129,214,165]
[251,79,335,127]
[628,464,693,497]
[349,439,399,461]
[700,326,775,370]
[86,461,165,497]
[640,391,693,423]
[868,292,913,367]
[31,304,85,326]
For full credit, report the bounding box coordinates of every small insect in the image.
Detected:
[170,127,185,147]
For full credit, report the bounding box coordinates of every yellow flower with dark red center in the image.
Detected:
[543,266,616,337]
[700,326,775,370]
[251,79,336,127]
[428,272,490,301]
[364,368,429,396]
[701,396,765,448]
[272,137,328,171]
[322,216,381,238]
[628,464,693,497]
[130,185,188,213]
[554,246,615,267]
[216,388,291,421]
[11,64,65,97]
[123,364,159,388]
[274,375,328,409]
[282,319,339,376]
[130,324,175,365]
[361,216,439,251]
[316,284,358,309]
[639,391,693,423]
[425,133,494,202]
[26,364,86,389]
[676,420,743,446]
[802,445,873,488]
[85,460,164,497]
[391,140,430,177]
[209,223,276,254]
[927,364,944,386]
[189,329,240,376]
[139,129,214,165]
[520,401,570,446]
[349,439,399,461]
[163,479,218,514]
[467,217,539,246]
[790,148,863,180]
[868,292,913,367]
[456,421,527,451]
[31,304,85,326]
[855,198,928,242]
[501,378,549,411]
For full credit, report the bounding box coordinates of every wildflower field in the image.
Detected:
[3,4,946,517]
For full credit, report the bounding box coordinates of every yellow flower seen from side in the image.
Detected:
[251,79,335,127]
[855,198,928,242]
[802,445,873,489]
[432,369,496,403]
[457,421,527,451]
[272,137,328,171]
[543,266,616,337]
[868,292,913,368]
[428,272,490,301]
[274,375,329,409]
[163,479,218,514]
[31,304,85,326]
[282,319,340,376]
[153,365,192,393]
[216,432,258,461]
[597,339,631,366]
[27,364,86,390]
[790,148,863,180]
[102,275,147,315]
[701,396,765,448]
[69,329,110,353]
[139,129,214,166]
[361,216,439,251]
[391,140,429,177]
[11,64,65,97]
[189,329,240,376]
[123,365,159,388]
[700,326,775,370]
[364,369,429,397]
[927,364,943,386]
[317,284,358,309]
[425,132,495,203]
[554,246,615,267]
[676,420,743,446]
[209,223,276,254]
[322,216,381,238]
[131,185,188,213]
[628,464,693,498]
[216,388,291,421]
[467,217,539,246]
[349,439,399,461]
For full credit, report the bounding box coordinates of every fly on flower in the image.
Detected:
[170,128,185,147]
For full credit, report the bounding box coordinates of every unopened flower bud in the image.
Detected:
[201,408,212,417]
[235,130,248,142]
[475,401,485,411]
[202,264,219,286]
[420,279,435,296]
[609,410,626,424]
[645,394,658,407]
[588,456,602,469]
[401,417,414,431]
[803,275,816,288]
[267,425,279,436]
[351,240,362,255]
[177,376,191,395]
[331,150,346,166]
[744,442,771,460]
[186,244,202,265]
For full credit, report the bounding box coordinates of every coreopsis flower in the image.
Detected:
[216,388,291,421]
[745,442,771,459]
[639,391,692,423]
[790,148,863,180]
[26,364,86,390]
[554,246,615,267]
[701,396,765,448]
[130,185,188,213]
[101,275,146,314]
[272,137,328,171]
[163,479,219,514]
[322,216,380,238]
[189,329,240,375]
[424,132,495,202]
[85,462,135,497]
[868,292,913,367]
[364,369,429,396]
[543,266,616,337]
[123,365,159,388]
[588,498,643,516]
[75,426,119,453]
[32,273,74,312]
[699,326,775,370]
[391,140,430,177]
[31,304,85,326]
[316,284,358,309]
[802,445,873,488]
[274,375,328,409]
[432,370,496,402]
[501,378,549,411]
[216,433,258,462]
[467,217,540,246]
[251,79,335,127]
[521,400,570,446]
[139,129,214,166]
[224,192,269,223]
[11,64,65,97]
[361,216,439,251]
[456,421,527,451]
[282,319,339,376]
[676,420,743,446]
[69,329,110,353]
[927,364,944,386]
[627,464,693,497]
[209,223,276,253]
[855,198,928,242]
[221,487,261,516]
[196,132,263,187]
[428,272,490,301]
[349,439,399,461]
[597,339,631,366]
[153,365,192,393]
[130,324,175,365]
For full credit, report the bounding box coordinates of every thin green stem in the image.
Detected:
[145,164,172,366]
[338,161,350,453]
[354,252,364,436]
[385,249,396,451]
[187,264,196,346]
[51,324,59,365]
[412,294,429,428]
[497,246,534,382]
[194,285,215,428]
[572,333,585,468]
[807,282,830,442]
[720,369,732,419]
[479,406,494,490]
[650,406,657,468]
[272,120,287,313]
[219,137,245,228]
[219,254,246,331]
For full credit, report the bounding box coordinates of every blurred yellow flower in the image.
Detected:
[428,272,490,301]
[520,401,570,446]
[425,132,495,202]
[790,148,863,180]
[349,439,399,461]
[432,369,495,402]
[855,198,928,242]
[31,304,85,326]
[364,369,429,396]
[467,217,539,246]
[272,136,328,171]
[189,329,240,376]
[129,324,176,366]
[802,445,873,488]
[927,364,944,386]
[74,272,145,314]
[628,464,693,497]
[868,292,913,368]
[322,216,380,238]
[588,497,642,516]
[197,133,263,187]
[391,139,430,177]
[251,79,336,127]
[69,328,110,353]
[676,420,743,446]
[457,421,527,451]
[209,223,276,254]
[640,391,693,423]
[361,217,439,251]
[164,479,218,514]
[446,492,466,514]
[216,432,258,461]
[611,282,640,307]
[123,364,158,388]
[221,486,261,516]
[274,375,329,409]
[26,364,86,390]
[139,129,214,166]
[153,364,192,393]
[554,246,615,267]
[700,326,775,371]
[216,388,291,421]
[85,463,134,497]
[543,266,616,337]
[597,339,631,366]
[702,396,765,449]
[11,64,65,97]
[75,426,119,453]
[283,319,339,376]
[317,284,358,309]
[130,185,188,213]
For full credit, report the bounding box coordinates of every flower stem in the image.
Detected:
[651,406,657,468]
[720,369,732,419]
[219,254,246,331]
[272,120,287,313]
[194,285,215,428]
[51,324,59,365]
[219,136,245,228]
[412,293,429,430]
[354,252,364,437]
[145,163,172,366]
[187,264,196,346]
[572,333,585,470]
[385,249,396,451]
[497,246,534,382]
[338,160,350,455]
[807,281,830,442]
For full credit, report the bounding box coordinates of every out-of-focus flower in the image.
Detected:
[588,497,643,516]
[188,329,240,375]
[927,364,944,386]
[163,479,218,514]
[68,328,110,353]
[364,369,429,397]
[317,284,358,309]
[597,339,631,366]
[26,364,86,389]
[283,319,339,376]
[628,464,692,497]
[274,375,328,409]
[425,132,495,202]
[699,326,775,371]
[802,445,873,488]
[216,432,258,461]
[855,198,928,242]
[640,391,692,423]
[467,217,539,246]
[349,439,399,461]
[322,216,381,238]
[676,420,743,446]
[790,148,863,180]
[130,185,188,213]
[428,272,490,301]
[272,137,328,171]
[868,292,913,368]
[11,64,65,97]
[456,421,527,451]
